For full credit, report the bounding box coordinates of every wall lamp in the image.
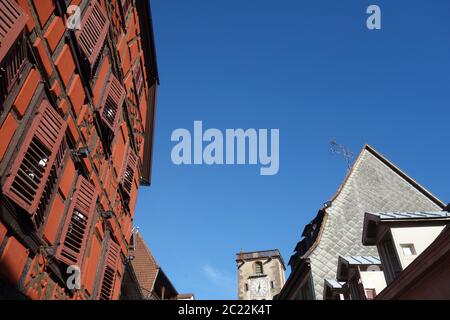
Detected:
[100,211,114,219]
[71,147,90,162]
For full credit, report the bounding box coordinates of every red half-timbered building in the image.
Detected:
[0,0,158,300]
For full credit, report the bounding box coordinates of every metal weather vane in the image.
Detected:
[330,139,354,170]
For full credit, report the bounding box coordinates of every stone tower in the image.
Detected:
[236,250,286,300]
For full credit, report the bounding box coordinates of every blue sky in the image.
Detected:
[134,0,450,300]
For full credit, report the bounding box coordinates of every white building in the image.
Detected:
[362,211,450,285]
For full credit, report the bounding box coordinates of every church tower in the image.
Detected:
[236,250,286,300]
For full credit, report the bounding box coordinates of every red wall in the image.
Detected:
[0,0,156,300]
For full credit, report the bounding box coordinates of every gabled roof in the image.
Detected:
[363,211,450,245]
[329,145,445,208]
[279,144,445,299]
[131,233,160,294]
[337,256,382,282]
[289,145,445,266]
[130,233,178,298]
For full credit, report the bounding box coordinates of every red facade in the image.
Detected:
[0,0,158,300]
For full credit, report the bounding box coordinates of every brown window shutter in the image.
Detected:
[2,100,67,215]
[56,175,98,266]
[120,145,138,198]
[75,0,109,65]
[0,0,29,62]
[99,73,125,132]
[98,238,121,300]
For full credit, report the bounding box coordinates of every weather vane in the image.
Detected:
[330,139,354,170]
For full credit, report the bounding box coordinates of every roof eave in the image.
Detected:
[136,0,159,186]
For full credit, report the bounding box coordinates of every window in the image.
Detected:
[99,73,125,133]
[56,176,98,266]
[245,284,249,292]
[75,0,109,66]
[97,237,121,300]
[401,244,416,256]
[271,281,275,289]
[0,0,29,104]
[120,145,138,200]
[254,262,263,275]
[2,100,67,216]
[365,288,377,300]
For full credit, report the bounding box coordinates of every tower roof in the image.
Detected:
[236,249,286,269]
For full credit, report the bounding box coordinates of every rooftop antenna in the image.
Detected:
[330,139,354,171]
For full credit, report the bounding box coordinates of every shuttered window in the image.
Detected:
[0,0,29,103]
[34,138,67,229]
[121,0,131,18]
[56,175,98,266]
[120,146,138,198]
[133,59,144,99]
[98,238,120,300]
[2,100,67,215]
[99,73,125,132]
[255,262,263,275]
[75,0,109,66]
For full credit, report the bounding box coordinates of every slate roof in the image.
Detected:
[278,144,445,300]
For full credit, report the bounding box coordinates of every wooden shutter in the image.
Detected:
[56,176,97,266]
[121,0,131,18]
[0,0,29,61]
[98,238,120,300]
[2,100,67,215]
[133,59,144,98]
[120,146,138,198]
[99,73,125,132]
[75,0,109,65]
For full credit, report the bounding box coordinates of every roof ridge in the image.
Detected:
[363,144,445,208]
[327,144,444,208]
